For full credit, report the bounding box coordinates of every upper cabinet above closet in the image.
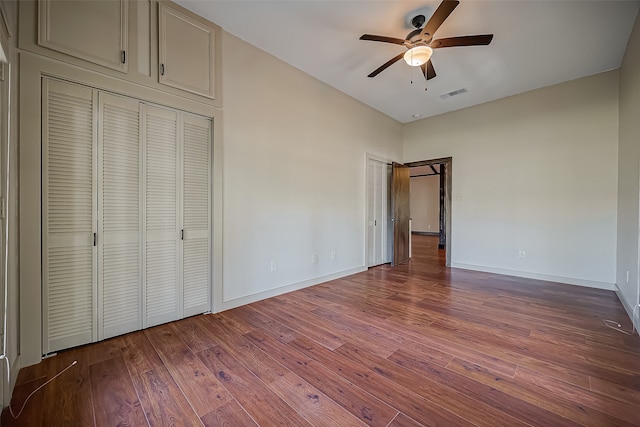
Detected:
[159,2,217,99]
[20,0,222,106]
[39,0,129,73]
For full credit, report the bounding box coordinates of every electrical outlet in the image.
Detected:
[270,261,277,272]
[517,250,526,259]
[330,251,336,260]
[312,254,319,265]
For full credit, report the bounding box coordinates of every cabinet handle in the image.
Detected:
[160,63,165,76]
[181,229,184,240]
[93,232,97,247]
[121,50,126,64]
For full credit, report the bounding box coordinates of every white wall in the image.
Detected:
[404,71,619,289]
[410,175,439,233]
[221,32,402,306]
[616,12,640,327]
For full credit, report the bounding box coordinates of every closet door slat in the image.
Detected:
[182,114,211,316]
[43,79,97,353]
[99,93,142,339]
[144,105,181,327]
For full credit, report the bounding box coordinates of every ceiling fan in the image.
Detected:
[360,0,493,80]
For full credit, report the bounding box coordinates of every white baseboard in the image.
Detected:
[450,262,615,290]
[220,266,367,311]
[614,284,640,332]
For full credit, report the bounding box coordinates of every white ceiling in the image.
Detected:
[175,0,640,123]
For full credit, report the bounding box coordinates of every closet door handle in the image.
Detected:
[160,63,165,76]
[93,233,97,247]
[181,229,184,240]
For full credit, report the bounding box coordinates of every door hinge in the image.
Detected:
[121,50,126,64]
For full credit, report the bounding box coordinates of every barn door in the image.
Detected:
[391,162,410,266]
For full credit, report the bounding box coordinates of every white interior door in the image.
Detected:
[367,159,376,267]
[182,114,211,316]
[367,159,390,267]
[98,93,142,340]
[143,105,181,327]
[42,79,97,353]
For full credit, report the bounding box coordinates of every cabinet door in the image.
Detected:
[42,79,97,354]
[158,2,216,98]
[39,0,128,72]
[182,114,211,316]
[98,93,142,340]
[144,105,181,327]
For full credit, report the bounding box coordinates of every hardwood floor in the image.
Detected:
[4,235,640,426]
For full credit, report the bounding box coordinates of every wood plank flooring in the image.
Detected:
[4,235,640,426]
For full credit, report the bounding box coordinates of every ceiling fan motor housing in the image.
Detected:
[405,6,434,29]
[411,15,426,29]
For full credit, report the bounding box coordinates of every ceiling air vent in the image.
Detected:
[440,88,468,100]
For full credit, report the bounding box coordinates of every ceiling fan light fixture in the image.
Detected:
[404,46,433,66]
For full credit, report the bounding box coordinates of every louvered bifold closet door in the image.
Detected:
[182,114,211,316]
[42,79,97,354]
[144,105,181,327]
[98,93,142,340]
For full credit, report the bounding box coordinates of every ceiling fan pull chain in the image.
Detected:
[410,51,414,84]
[411,50,414,84]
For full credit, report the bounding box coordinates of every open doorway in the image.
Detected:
[365,155,452,269]
[406,157,452,267]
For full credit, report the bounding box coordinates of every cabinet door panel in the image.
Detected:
[159,3,215,98]
[182,115,211,316]
[98,93,141,340]
[43,79,97,354]
[144,105,180,327]
[39,0,128,72]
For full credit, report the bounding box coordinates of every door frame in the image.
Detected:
[406,157,452,267]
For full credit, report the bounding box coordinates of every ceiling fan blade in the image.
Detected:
[421,60,437,80]
[368,52,405,78]
[421,0,459,40]
[360,34,406,45]
[431,34,494,49]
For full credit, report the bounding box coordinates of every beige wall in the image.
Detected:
[221,32,403,306]
[616,11,640,327]
[410,175,439,233]
[404,71,619,288]
[6,0,639,408]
